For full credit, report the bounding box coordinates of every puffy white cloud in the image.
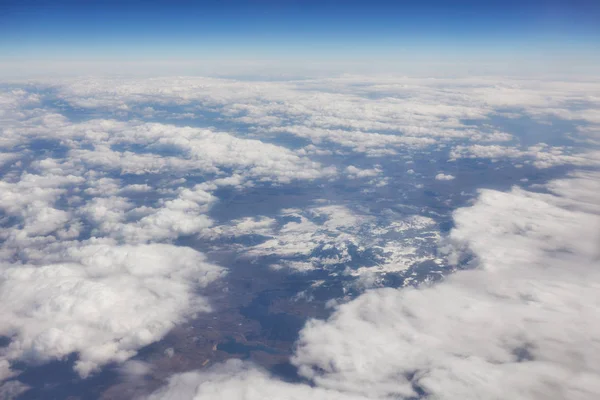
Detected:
[118,360,153,378]
[147,359,370,400]
[345,165,382,179]
[0,361,16,382]
[434,173,455,181]
[85,185,217,244]
[61,121,336,182]
[149,171,600,400]
[0,173,85,262]
[543,171,600,214]
[0,244,224,378]
[449,144,600,168]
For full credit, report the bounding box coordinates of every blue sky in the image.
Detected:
[1,0,599,72]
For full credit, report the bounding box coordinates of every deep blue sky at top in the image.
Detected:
[1,0,599,61]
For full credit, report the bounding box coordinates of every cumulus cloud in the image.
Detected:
[0,361,15,382]
[345,165,382,179]
[449,143,600,168]
[434,173,455,181]
[148,171,600,400]
[0,244,224,378]
[63,122,336,182]
[83,185,217,243]
[146,359,370,400]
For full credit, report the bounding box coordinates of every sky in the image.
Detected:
[1,0,599,75]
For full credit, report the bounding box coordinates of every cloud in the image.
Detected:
[434,173,455,181]
[148,170,600,400]
[345,165,382,179]
[35,120,335,183]
[84,185,217,243]
[5,75,599,163]
[0,380,30,400]
[543,170,600,214]
[41,75,599,155]
[0,361,16,382]
[0,244,224,378]
[118,360,153,378]
[449,144,600,168]
[146,359,370,400]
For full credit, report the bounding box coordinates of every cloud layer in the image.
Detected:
[0,74,599,398]
[148,171,600,400]
[0,81,340,384]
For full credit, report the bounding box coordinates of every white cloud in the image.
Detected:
[35,75,599,156]
[0,361,16,382]
[97,185,217,243]
[345,165,382,179]
[434,173,455,181]
[4,75,599,164]
[118,360,153,378]
[449,144,600,168]
[61,121,336,182]
[0,244,224,378]
[543,171,600,214]
[0,380,30,400]
[146,359,370,400]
